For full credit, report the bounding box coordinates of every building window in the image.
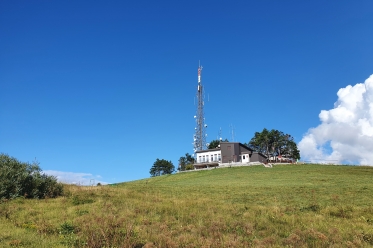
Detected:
[214,154,217,161]
[243,155,245,160]
[211,155,213,162]
[203,155,205,162]
[199,156,201,163]
[218,154,221,161]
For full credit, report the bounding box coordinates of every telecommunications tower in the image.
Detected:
[193,63,207,155]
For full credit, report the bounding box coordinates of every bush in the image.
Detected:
[0,153,63,199]
[71,195,94,205]
[185,164,195,170]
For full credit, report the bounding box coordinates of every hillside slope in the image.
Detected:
[1,164,373,247]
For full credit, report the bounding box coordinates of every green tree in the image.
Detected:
[208,140,220,149]
[248,128,271,158]
[207,139,228,149]
[0,153,63,199]
[178,153,195,171]
[281,136,301,160]
[150,159,175,177]
[248,129,300,161]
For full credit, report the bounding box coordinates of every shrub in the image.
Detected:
[59,222,76,235]
[0,153,63,199]
[71,195,94,205]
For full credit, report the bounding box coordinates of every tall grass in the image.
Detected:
[1,164,373,247]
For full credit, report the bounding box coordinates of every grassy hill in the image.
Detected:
[1,164,373,247]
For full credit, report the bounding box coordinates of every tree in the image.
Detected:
[0,153,63,199]
[178,153,195,171]
[150,159,175,177]
[282,137,300,161]
[208,140,220,149]
[207,139,228,149]
[248,128,271,158]
[248,129,300,161]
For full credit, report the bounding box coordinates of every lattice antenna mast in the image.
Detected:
[193,63,207,155]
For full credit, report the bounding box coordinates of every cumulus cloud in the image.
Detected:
[43,170,108,185]
[298,74,373,165]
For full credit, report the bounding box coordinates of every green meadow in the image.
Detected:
[1,164,373,247]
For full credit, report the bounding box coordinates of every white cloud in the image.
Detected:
[43,170,108,185]
[298,74,373,165]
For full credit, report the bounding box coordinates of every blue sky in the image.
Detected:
[1,0,373,184]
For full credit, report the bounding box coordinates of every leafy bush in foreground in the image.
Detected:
[0,153,63,199]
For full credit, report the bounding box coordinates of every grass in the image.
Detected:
[1,164,373,247]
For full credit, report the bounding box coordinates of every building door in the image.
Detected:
[242,154,250,163]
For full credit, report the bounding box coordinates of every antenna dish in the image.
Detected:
[204,124,208,128]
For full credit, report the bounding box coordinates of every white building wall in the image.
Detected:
[197,150,221,163]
